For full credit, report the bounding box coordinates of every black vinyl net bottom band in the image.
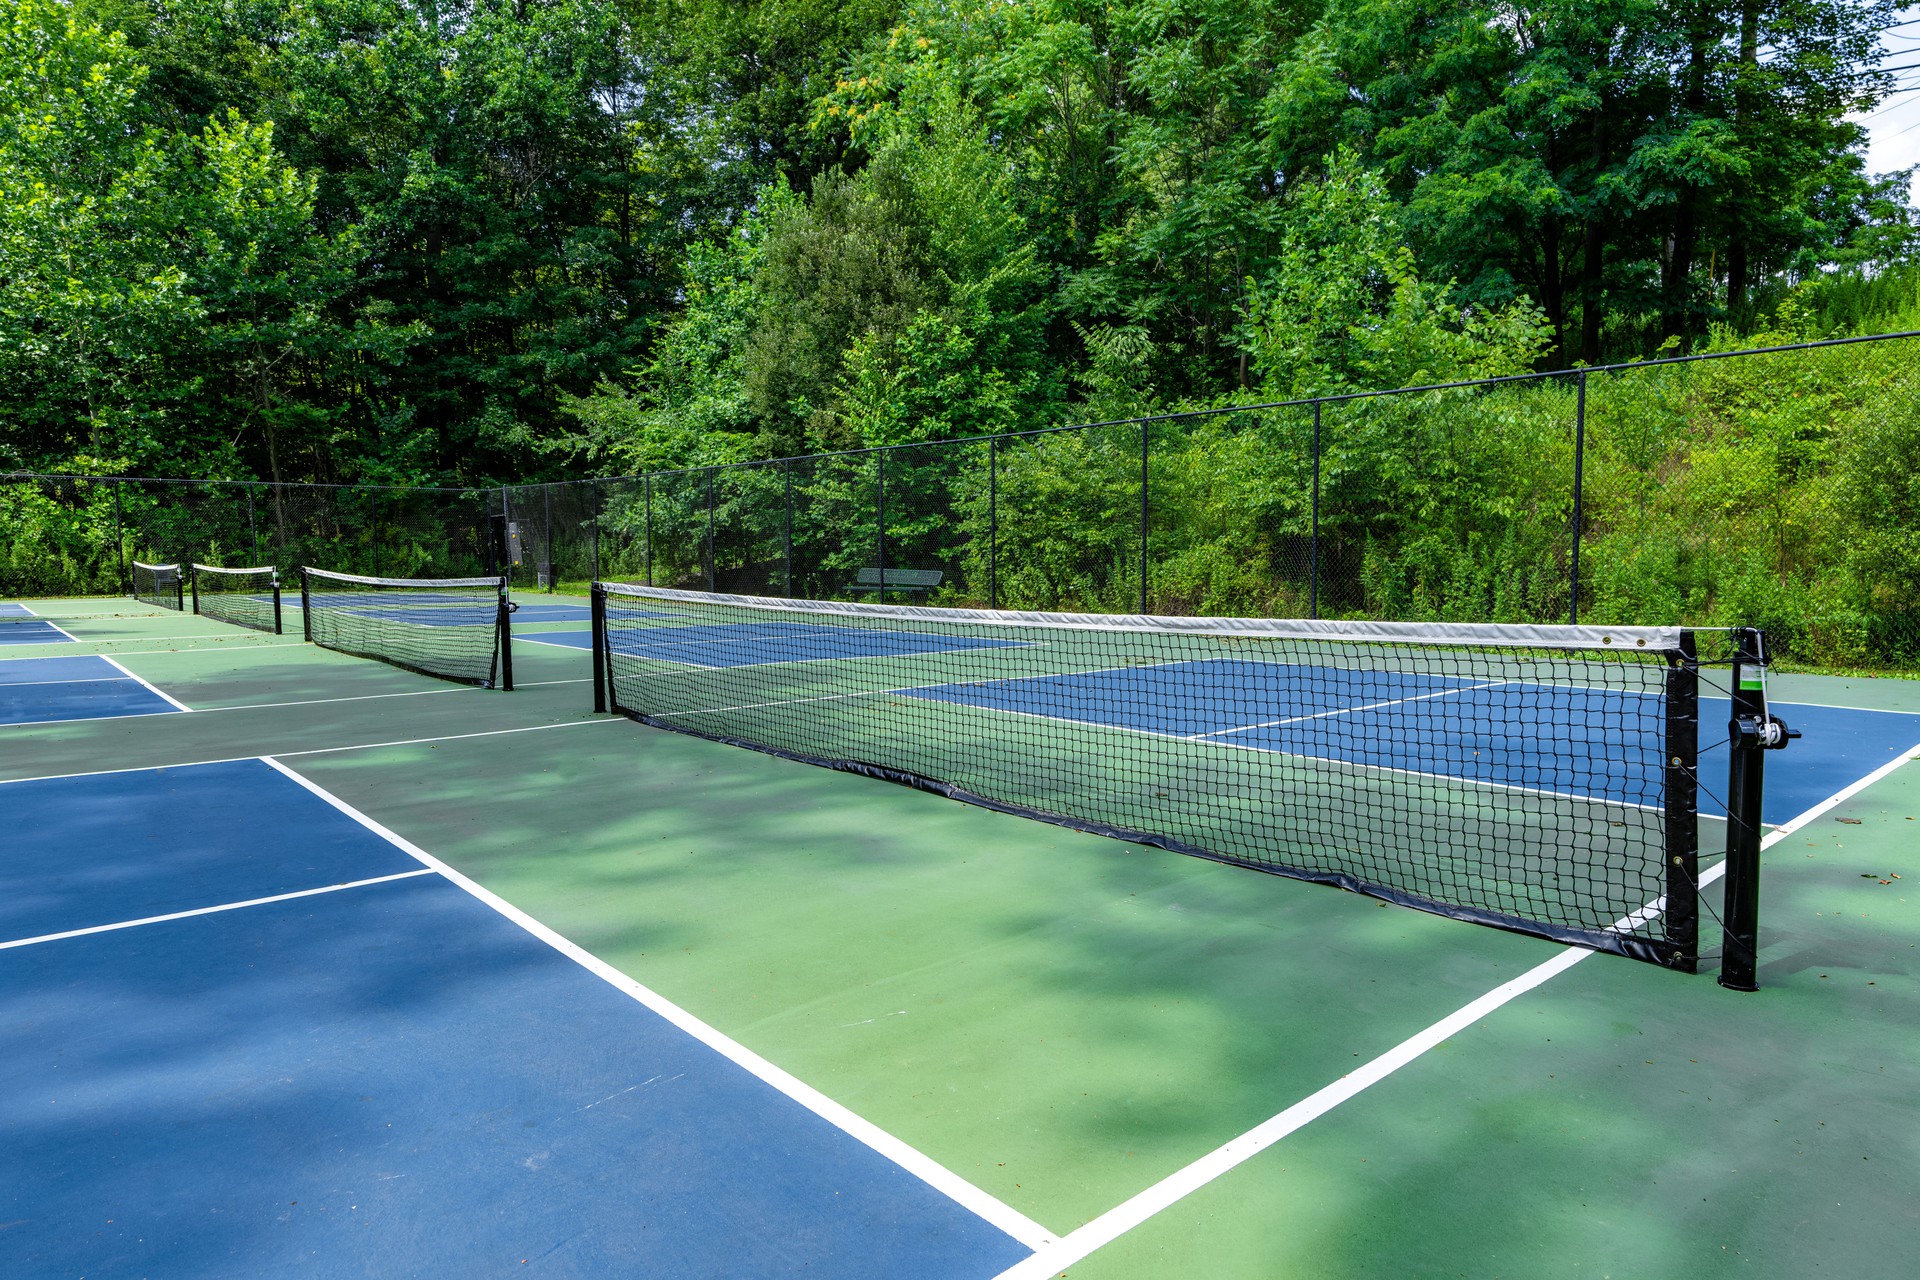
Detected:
[304,568,506,688]
[598,584,1709,969]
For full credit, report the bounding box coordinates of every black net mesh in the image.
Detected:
[133,561,184,610]
[191,564,281,634]
[303,568,508,687]
[598,584,1705,968]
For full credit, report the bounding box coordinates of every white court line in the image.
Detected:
[1187,679,1512,739]
[0,717,619,787]
[0,675,591,723]
[99,656,193,711]
[0,871,435,950]
[0,676,137,690]
[5,609,85,641]
[519,635,591,650]
[990,737,1920,1280]
[272,717,621,759]
[0,707,183,729]
[256,755,1057,1251]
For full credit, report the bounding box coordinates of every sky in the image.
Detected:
[1857,5,1920,205]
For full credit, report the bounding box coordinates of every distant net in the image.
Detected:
[594,584,1710,968]
[302,568,512,688]
[132,561,184,611]
[191,564,281,634]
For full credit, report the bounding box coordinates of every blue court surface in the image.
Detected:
[0,759,1033,1277]
[511,601,592,623]
[1,602,73,645]
[0,654,183,725]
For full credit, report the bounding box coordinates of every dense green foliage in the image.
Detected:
[3,0,1911,484]
[3,0,1918,665]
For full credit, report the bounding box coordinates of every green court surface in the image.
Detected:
[5,592,1918,1277]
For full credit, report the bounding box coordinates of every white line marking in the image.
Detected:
[0,675,137,690]
[0,707,185,729]
[1186,680,1513,738]
[99,655,193,711]
[255,755,1056,1250]
[272,718,623,759]
[0,674,593,723]
[989,738,1920,1280]
[0,717,620,786]
[0,871,434,950]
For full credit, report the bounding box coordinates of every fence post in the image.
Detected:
[591,479,602,583]
[1570,371,1587,626]
[783,460,794,598]
[246,488,260,565]
[644,475,653,586]
[876,451,887,600]
[988,436,998,609]
[542,484,555,592]
[1310,402,1321,620]
[1139,420,1149,614]
[705,467,715,591]
[112,480,127,594]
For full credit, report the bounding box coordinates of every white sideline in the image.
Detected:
[258,755,1058,1252]
[990,737,1920,1280]
[99,655,193,711]
[0,871,434,950]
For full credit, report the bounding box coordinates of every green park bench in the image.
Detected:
[847,567,943,601]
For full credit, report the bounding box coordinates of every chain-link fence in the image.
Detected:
[0,476,496,596]
[494,332,1918,672]
[7,332,1916,672]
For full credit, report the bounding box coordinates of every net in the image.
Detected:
[191,564,281,634]
[303,567,514,688]
[593,584,1708,969]
[133,561,184,610]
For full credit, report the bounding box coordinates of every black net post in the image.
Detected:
[300,569,313,641]
[272,575,284,635]
[1719,627,1796,991]
[496,588,515,691]
[1309,401,1321,620]
[590,582,608,714]
[172,571,184,611]
[1664,631,1700,972]
[1570,371,1588,625]
[190,565,201,615]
